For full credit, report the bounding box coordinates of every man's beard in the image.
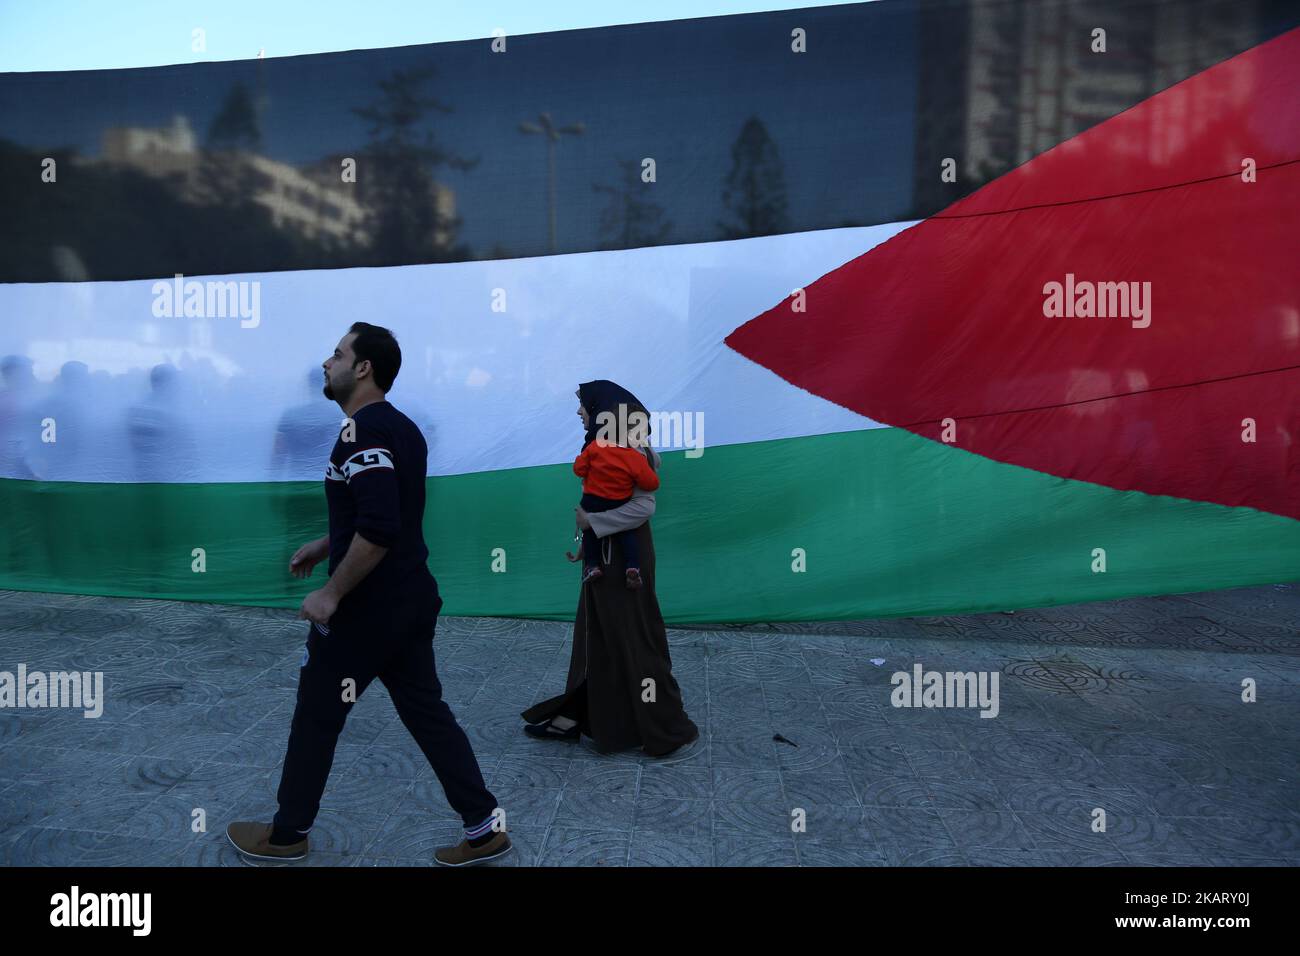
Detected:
[323,376,353,404]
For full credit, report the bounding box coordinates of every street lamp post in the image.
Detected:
[519,112,585,254]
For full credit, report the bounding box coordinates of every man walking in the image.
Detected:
[227,322,509,866]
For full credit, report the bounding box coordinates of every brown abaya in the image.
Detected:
[521,519,699,756]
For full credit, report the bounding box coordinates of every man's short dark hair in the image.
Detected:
[348,322,401,392]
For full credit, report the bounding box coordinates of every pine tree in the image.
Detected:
[594,159,673,250]
[352,66,477,264]
[718,117,790,239]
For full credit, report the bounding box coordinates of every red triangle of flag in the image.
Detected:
[726,28,1300,520]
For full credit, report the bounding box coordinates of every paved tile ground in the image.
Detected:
[0,584,1297,866]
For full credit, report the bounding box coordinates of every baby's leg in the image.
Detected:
[576,493,629,584]
[621,527,643,589]
[581,527,600,571]
[621,527,641,570]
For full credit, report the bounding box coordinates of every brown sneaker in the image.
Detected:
[226,822,308,862]
[434,831,513,867]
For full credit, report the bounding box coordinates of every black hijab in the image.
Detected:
[578,380,651,452]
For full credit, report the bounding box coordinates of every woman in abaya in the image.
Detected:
[520,380,699,757]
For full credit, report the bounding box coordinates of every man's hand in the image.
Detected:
[298,588,338,626]
[574,506,592,531]
[289,536,329,579]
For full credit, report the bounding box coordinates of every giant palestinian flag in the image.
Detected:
[0,0,1297,623]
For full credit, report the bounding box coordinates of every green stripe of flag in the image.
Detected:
[2,427,1296,622]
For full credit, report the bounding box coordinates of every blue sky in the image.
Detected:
[0,0,863,72]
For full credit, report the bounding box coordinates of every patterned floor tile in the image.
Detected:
[2,583,1296,865]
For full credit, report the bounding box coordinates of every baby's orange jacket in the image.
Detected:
[574,442,661,499]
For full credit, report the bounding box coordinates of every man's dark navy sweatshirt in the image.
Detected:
[324,400,437,606]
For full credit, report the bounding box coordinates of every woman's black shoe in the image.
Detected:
[524,720,579,742]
